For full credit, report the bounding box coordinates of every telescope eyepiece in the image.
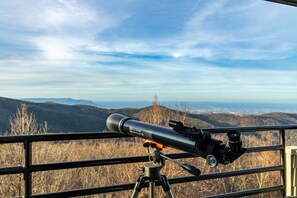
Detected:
[227,130,241,141]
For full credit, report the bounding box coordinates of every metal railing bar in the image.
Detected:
[30,165,283,198]
[24,140,32,198]
[1,124,297,143]
[246,145,283,153]
[0,166,24,175]
[30,153,194,172]
[28,145,281,173]
[206,185,284,198]
[31,157,146,172]
[0,132,130,144]
[202,125,297,133]
[280,128,286,197]
[30,146,283,172]
[168,165,283,184]
[0,145,282,174]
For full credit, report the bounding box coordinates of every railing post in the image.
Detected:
[280,129,286,197]
[285,146,297,197]
[24,140,32,198]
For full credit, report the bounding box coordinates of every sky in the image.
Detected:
[0,0,297,102]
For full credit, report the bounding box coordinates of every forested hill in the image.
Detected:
[0,97,138,133]
[0,96,297,133]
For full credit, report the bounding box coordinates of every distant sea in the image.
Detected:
[96,101,297,115]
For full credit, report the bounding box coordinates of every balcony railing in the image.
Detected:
[1,125,297,198]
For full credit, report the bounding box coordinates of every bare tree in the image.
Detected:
[9,103,48,135]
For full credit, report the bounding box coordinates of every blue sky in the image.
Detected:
[0,0,297,102]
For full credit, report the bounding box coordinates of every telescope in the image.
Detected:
[106,113,246,198]
[106,113,246,167]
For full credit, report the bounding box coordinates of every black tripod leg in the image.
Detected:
[160,175,174,198]
[131,176,146,198]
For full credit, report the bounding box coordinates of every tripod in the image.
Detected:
[131,143,200,198]
[131,147,174,198]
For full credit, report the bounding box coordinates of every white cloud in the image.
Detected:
[0,0,128,61]
[82,1,297,61]
[177,0,297,60]
[0,0,116,31]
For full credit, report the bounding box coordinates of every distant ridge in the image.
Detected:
[23,98,99,107]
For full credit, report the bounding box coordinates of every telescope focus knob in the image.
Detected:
[206,154,218,167]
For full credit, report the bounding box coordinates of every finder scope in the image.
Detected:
[106,113,246,166]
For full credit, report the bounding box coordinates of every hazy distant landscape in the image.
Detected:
[24,98,297,115]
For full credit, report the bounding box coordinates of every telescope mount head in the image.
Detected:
[143,140,201,177]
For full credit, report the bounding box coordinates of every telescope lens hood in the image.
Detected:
[106,113,132,134]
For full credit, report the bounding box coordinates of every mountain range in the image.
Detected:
[23,98,99,107]
[1,96,297,134]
